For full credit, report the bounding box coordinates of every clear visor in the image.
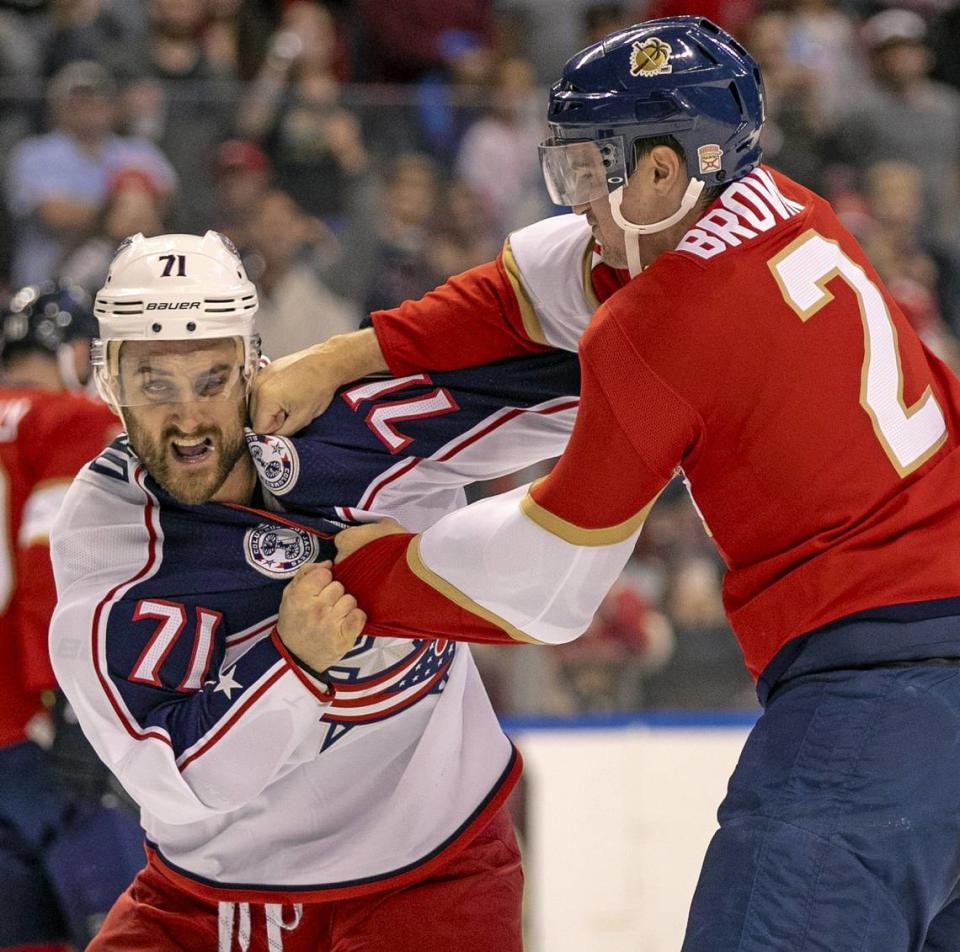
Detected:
[93,338,249,408]
[539,135,628,206]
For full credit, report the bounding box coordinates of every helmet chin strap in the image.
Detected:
[608,178,706,277]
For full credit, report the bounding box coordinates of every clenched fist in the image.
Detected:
[276,562,366,673]
[250,329,387,435]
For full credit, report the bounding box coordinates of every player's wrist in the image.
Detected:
[271,627,336,698]
[318,329,388,386]
[286,647,335,687]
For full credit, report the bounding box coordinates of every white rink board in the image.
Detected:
[507,716,756,952]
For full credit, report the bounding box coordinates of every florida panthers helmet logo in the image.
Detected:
[629,37,673,77]
[244,524,318,578]
[246,432,299,496]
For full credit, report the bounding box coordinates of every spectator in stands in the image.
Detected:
[859,160,960,363]
[203,0,243,78]
[414,28,495,166]
[429,179,499,279]
[779,0,864,121]
[490,6,532,65]
[41,0,138,79]
[0,6,41,126]
[244,188,359,358]
[0,7,43,287]
[929,2,960,94]
[351,0,495,162]
[354,0,495,84]
[469,641,571,716]
[237,1,371,226]
[746,11,828,192]
[643,0,755,39]
[108,0,236,233]
[456,56,552,235]
[352,153,443,315]
[832,9,960,245]
[643,558,757,710]
[211,138,272,253]
[60,166,171,295]
[554,563,674,713]
[5,60,176,288]
[582,3,633,46]
[634,480,718,594]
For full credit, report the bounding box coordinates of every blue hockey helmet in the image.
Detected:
[539,17,765,208]
[1,280,98,360]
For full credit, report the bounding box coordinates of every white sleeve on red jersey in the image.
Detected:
[335,308,696,647]
[370,215,596,373]
[503,213,599,351]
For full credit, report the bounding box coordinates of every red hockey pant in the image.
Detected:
[89,804,523,951]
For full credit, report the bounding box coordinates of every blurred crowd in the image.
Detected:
[5,0,960,717]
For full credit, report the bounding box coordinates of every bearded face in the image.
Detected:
[124,395,248,504]
[115,338,252,505]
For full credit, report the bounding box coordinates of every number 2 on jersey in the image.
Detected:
[769,229,947,477]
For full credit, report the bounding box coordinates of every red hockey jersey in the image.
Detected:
[0,388,117,745]
[343,167,960,679]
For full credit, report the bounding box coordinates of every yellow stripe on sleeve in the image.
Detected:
[519,480,657,547]
[405,536,545,644]
[581,239,601,312]
[501,237,548,346]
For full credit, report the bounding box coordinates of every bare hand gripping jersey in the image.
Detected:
[353,167,960,679]
[49,353,579,902]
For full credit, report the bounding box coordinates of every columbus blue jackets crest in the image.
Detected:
[244,523,318,577]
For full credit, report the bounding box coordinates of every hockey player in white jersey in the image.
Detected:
[49,232,582,950]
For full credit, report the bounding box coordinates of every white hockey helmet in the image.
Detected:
[92,231,260,407]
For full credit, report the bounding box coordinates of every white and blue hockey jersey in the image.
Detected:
[49,352,579,902]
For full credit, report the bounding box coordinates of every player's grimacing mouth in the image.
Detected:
[170,434,215,464]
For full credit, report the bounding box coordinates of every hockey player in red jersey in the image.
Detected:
[0,282,144,951]
[252,17,960,951]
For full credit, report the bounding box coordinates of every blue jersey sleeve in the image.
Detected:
[248,351,581,522]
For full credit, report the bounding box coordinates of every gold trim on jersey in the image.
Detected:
[405,537,543,644]
[20,533,50,547]
[769,228,948,479]
[501,238,548,345]
[31,476,74,493]
[519,480,656,546]
[581,239,602,312]
[768,230,839,324]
